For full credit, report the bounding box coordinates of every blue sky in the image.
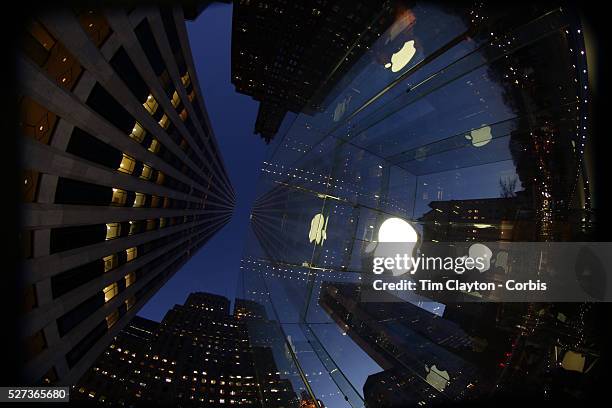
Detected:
[138,3,268,321]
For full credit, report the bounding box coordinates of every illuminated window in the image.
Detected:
[28,20,55,52]
[159,217,167,228]
[155,171,165,185]
[143,94,158,115]
[118,154,136,174]
[111,188,127,206]
[140,164,152,180]
[171,91,180,108]
[125,272,136,287]
[125,296,135,310]
[103,282,119,302]
[128,221,138,236]
[150,195,160,208]
[158,114,170,129]
[181,72,191,87]
[148,138,160,153]
[133,192,146,208]
[103,254,118,272]
[106,223,121,240]
[106,309,120,328]
[126,247,137,262]
[130,122,146,143]
[179,108,188,122]
[146,219,157,231]
[187,90,195,102]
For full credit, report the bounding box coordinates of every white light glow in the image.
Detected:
[385,40,416,73]
[378,217,418,242]
[465,125,492,147]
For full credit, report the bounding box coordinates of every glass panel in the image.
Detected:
[237,2,595,405]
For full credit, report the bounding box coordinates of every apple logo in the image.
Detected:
[425,364,450,392]
[385,40,416,73]
[374,217,419,276]
[333,95,352,122]
[465,125,492,147]
[468,243,492,272]
[309,213,329,246]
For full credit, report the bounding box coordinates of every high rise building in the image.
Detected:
[73,292,298,407]
[231,0,404,142]
[318,282,493,402]
[419,193,534,242]
[18,6,235,385]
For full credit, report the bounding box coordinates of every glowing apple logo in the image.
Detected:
[425,364,450,392]
[333,95,352,122]
[378,218,418,242]
[384,40,416,73]
[309,213,329,246]
[374,217,419,276]
[468,243,492,272]
[465,125,492,147]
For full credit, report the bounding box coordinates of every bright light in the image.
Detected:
[384,40,416,72]
[378,218,418,242]
[465,125,492,147]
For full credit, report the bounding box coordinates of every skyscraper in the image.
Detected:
[73,293,298,407]
[231,0,402,142]
[18,6,234,385]
[318,282,491,402]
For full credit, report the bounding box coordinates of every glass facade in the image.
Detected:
[238,2,596,407]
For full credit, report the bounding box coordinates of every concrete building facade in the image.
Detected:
[18,6,234,385]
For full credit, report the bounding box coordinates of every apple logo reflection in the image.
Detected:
[384,40,416,73]
[425,364,450,392]
[308,213,329,246]
[465,125,492,147]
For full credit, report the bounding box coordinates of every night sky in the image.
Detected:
[138,3,268,322]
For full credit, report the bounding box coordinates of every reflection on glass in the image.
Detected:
[238,2,596,406]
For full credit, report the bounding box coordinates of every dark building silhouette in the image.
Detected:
[74,293,298,407]
[231,0,403,142]
[18,6,235,385]
[363,368,437,407]
[419,192,534,242]
[318,282,501,403]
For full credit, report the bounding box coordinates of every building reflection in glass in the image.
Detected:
[237,2,599,407]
